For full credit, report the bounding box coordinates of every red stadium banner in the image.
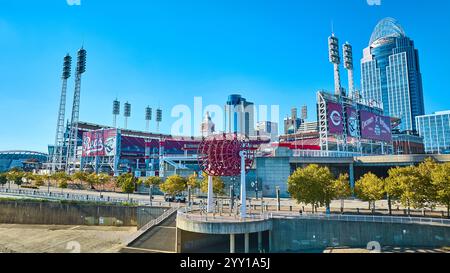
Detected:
[82,129,118,157]
[360,110,392,142]
[327,102,344,135]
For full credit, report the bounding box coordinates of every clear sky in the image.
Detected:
[1,0,449,153]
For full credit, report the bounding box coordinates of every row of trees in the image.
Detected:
[287,164,351,213]
[287,159,450,217]
[0,169,114,193]
[0,169,226,198]
[144,173,225,196]
[356,158,450,216]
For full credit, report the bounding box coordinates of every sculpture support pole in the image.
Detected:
[207,175,214,213]
[240,151,247,218]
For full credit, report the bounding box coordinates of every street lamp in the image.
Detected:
[251,180,259,200]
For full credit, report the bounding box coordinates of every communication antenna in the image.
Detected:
[51,54,72,173]
[66,47,87,173]
[156,108,162,133]
[145,106,152,132]
[124,102,131,129]
[343,42,355,98]
[113,99,120,128]
[328,34,342,96]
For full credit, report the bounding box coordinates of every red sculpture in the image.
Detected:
[197,133,258,177]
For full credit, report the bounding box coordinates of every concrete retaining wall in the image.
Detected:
[271,218,450,252]
[0,201,138,226]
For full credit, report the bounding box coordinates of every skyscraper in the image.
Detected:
[224,94,255,137]
[361,18,425,132]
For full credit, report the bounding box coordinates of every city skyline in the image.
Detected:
[1,0,450,152]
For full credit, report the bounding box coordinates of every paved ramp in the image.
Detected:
[121,209,177,253]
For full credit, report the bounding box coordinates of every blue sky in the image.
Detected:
[0,0,449,153]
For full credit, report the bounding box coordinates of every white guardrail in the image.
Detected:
[272,213,450,226]
[177,209,271,223]
[0,187,146,205]
[177,209,450,227]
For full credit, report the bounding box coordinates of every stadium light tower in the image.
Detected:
[328,34,342,96]
[145,106,152,132]
[66,47,87,174]
[124,102,131,129]
[113,99,120,128]
[52,54,72,173]
[156,108,162,133]
[343,42,355,98]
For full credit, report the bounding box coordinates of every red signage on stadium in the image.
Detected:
[327,102,344,135]
[82,129,118,157]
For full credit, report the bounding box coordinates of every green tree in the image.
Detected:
[200,174,225,196]
[97,173,111,193]
[160,175,187,196]
[333,173,352,213]
[187,173,200,190]
[287,164,335,213]
[72,171,89,188]
[6,169,25,188]
[51,172,71,193]
[116,173,137,199]
[33,174,45,187]
[355,173,385,214]
[0,173,7,187]
[431,163,450,218]
[87,173,99,189]
[144,176,163,188]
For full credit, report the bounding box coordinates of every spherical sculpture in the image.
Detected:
[198,133,256,177]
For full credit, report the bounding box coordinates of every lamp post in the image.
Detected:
[149,184,154,207]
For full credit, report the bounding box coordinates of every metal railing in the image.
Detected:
[292,150,362,158]
[127,206,179,245]
[0,187,138,205]
[177,210,271,223]
[272,213,450,226]
[177,209,450,227]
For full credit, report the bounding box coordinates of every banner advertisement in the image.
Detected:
[82,129,118,157]
[360,110,392,142]
[327,102,344,135]
[346,107,359,138]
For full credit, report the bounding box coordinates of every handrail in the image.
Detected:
[177,210,450,227]
[126,205,179,245]
[0,187,137,205]
[271,213,450,226]
[177,210,271,223]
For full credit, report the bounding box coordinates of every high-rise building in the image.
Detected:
[256,121,279,142]
[224,94,255,137]
[416,111,450,154]
[200,111,215,137]
[284,108,302,135]
[361,18,425,132]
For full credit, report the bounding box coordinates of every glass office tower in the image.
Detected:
[361,18,425,132]
[224,94,255,137]
[416,111,450,154]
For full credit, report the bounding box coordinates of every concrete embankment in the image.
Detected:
[270,218,450,252]
[0,200,167,227]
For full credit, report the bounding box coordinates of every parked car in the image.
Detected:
[164,194,186,203]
